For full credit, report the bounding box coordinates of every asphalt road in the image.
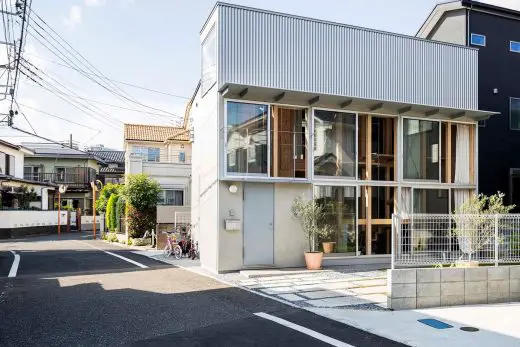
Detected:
[0,233,406,347]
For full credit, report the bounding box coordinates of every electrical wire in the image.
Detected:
[10,0,29,109]
[29,13,181,118]
[13,99,36,134]
[24,51,189,100]
[16,102,100,131]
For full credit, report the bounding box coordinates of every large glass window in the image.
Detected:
[132,146,161,162]
[412,189,449,214]
[201,26,216,95]
[403,119,440,180]
[510,98,520,130]
[313,110,356,177]
[226,102,268,175]
[314,185,357,254]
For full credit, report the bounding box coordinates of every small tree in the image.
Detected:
[16,185,38,209]
[115,195,125,232]
[453,192,515,261]
[96,183,123,213]
[291,196,334,252]
[106,193,119,231]
[123,174,161,238]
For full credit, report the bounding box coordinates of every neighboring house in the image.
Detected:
[0,139,56,210]
[189,2,497,273]
[22,142,103,214]
[124,123,191,207]
[417,0,520,207]
[88,150,125,184]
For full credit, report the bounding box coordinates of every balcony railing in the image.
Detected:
[24,168,97,189]
[130,152,191,164]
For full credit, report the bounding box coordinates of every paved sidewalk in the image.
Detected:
[222,265,389,310]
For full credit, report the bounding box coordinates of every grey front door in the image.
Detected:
[243,183,274,266]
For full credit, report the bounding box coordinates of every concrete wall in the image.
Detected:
[388,266,520,310]
[0,210,67,228]
[156,205,191,224]
[428,9,467,45]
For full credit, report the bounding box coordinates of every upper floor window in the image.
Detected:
[470,33,486,47]
[0,152,15,176]
[201,25,216,95]
[511,41,520,53]
[132,146,160,162]
[510,98,520,130]
[157,189,184,206]
[179,151,186,163]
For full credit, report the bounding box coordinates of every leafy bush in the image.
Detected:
[96,183,123,213]
[106,194,119,231]
[115,195,125,232]
[132,237,151,246]
[123,174,160,238]
[127,238,133,246]
[106,232,118,242]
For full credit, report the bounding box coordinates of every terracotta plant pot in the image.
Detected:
[322,242,336,254]
[304,252,323,270]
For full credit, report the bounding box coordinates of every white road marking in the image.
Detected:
[76,241,148,269]
[254,312,355,347]
[8,251,20,278]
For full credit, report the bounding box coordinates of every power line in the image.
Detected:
[24,52,189,100]
[13,99,36,134]
[16,102,101,131]
[22,57,179,121]
[29,13,181,118]
[10,0,29,109]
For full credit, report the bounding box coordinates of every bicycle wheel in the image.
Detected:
[163,245,172,258]
[173,245,182,260]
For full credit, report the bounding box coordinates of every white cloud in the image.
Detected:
[62,5,82,29]
[85,0,106,6]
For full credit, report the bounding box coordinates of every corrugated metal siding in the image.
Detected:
[217,4,479,110]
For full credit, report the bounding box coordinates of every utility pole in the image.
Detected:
[69,134,73,148]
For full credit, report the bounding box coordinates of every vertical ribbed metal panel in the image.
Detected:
[217,4,478,110]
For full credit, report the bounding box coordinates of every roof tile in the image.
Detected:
[124,124,189,142]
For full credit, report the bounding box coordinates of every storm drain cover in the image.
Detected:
[418,319,453,329]
[460,327,480,332]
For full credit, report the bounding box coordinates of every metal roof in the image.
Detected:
[88,150,125,163]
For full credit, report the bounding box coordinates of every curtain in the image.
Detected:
[454,124,470,184]
[400,188,412,219]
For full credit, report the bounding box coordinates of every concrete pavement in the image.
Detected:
[0,233,403,346]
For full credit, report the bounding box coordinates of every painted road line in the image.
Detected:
[8,251,20,278]
[254,312,355,347]
[76,241,148,269]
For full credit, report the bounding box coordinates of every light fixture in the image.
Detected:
[229,185,238,194]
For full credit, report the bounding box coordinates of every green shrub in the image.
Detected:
[106,232,118,243]
[96,183,123,213]
[106,194,119,231]
[115,195,125,232]
[122,174,160,238]
[127,238,133,246]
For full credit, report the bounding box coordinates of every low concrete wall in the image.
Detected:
[388,266,520,310]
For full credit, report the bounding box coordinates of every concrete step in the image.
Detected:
[239,268,332,279]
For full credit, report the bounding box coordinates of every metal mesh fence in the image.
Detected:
[392,214,520,267]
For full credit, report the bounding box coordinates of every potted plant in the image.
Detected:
[291,196,331,270]
[452,192,514,267]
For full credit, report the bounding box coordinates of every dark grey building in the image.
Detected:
[418,0,520,207]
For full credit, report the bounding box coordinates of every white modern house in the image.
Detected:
[189,3,497,274]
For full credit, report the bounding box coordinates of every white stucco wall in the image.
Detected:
[0,143,26,178]
[0,210,67,228]
[428,9,467,45]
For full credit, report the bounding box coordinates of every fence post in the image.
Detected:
[391,214,396,269]
[495,214,499,267]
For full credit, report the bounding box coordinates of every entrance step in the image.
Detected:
[239,268,332,279]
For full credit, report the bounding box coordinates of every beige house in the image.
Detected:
[124,124,192,229]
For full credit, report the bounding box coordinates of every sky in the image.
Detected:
[0,0,518,150]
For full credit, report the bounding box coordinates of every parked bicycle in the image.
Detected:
[163,231,182,259]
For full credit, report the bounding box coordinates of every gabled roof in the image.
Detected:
[124,123,190,142]
[417,1,520,39]
[88,150,125,163]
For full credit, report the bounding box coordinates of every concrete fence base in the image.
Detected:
[388,266,520,310]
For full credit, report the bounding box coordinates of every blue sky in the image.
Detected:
[0,0,516,150]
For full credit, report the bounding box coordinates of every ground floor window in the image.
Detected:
[158,189,184,206]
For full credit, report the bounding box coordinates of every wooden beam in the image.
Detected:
[366,186,372,256]
[221,87,230,97]
[446,122,452,183]
[308,96,320,105]
[369,103,384,112]
[340,99,353,108]
[366,115,372,180]
[274,92,285,102]
[398,106,412,114]
[450,111,466,119]
[239,88,248,98]
[425,108,439,117]
[469,124,475,184]
[358,219,393,226]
